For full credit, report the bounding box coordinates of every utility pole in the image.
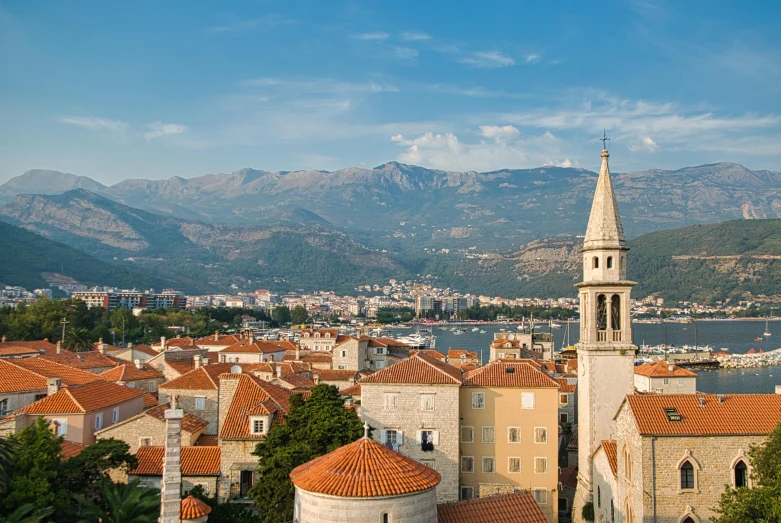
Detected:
[60,317,69,343]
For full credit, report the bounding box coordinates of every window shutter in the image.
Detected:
[380,430,387,444]
[433,431,440,445]
[416,430,422,444]
[397,431,404,444]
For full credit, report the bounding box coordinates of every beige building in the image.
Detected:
[218,340,287,364]
[593,393,781,523]
[333,336,410,371]
[633,361,697,394]
[99,361,166,393]
[459,359,560,522]
[158,362,236,434]
[298,329,347,351]
[359,352,463,503]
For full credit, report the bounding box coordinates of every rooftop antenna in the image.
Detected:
[600,129,610,151]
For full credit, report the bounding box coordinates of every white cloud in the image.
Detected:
[628,136,659,152]
[353,32,389,41]
[525,53,542,64]
[401,31,431,41]
[59,116,127,131]
[479,125,521,142]
[144,122,188,140]
[458,51,515,68]
[392,46,419,61]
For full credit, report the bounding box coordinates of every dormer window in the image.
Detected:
[250,416,270,435]
[315,333,320,338]
[325,333,331,338]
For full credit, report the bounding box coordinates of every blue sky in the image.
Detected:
[1,0,780,184]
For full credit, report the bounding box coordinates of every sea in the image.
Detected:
[392,319,781,394]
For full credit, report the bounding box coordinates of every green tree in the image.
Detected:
[0,437,19,494]
[249,385,364,522]
[0,504,53,523]
[62,439,136,501]
[2,418,66,514]
[63,328,93,352]
[186,486,262,523]
[712,418,781,522]
[271,306,291,326]
[73,479,159,523]
[290,305,308,325]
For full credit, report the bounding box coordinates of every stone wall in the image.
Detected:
[294,486,438,523]
[159,389,218,434]
[96,415,201,454]
[592,446,618,523]
[217,439,258,501]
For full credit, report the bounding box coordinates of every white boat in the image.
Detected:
[471,327,480,332]
[453,329,466,335]
[550,323,562,329]
[479,330,487,334]
[764,318,772,337]
[395,331,436,349]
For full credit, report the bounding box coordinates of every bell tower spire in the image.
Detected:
[572,140,637,523]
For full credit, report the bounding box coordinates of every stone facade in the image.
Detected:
[95,412,204,454]
[361,382,461,503]
[634,373,697,394]
[131,474,219,498]
[591,447,618,523]
[332,338,367,370]
[294,487,438,523]
[159,389,218,434]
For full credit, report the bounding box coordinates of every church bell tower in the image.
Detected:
[573,143,636,518]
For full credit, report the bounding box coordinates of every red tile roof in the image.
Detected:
[290,437,441,497]
[194,334,241,346]
[633,361,698,378]
[158,363,235,391]
[556,378,577,393]
[0,346,42,357]
[220,340,287,354]
[142,404,208,434]
[99,363,164,382]
[600,440,618,477]
[314,369,360,382]
[19,380,144,414]
[409,349,446,360]
[278,374,315,389]
[181,496,212,519]
[0,358,97,393]
[60,440,88,459]
[131,446,221,476]
[339,384,361,396]
[40,350,117,370]
[437,490,548,523]
[462,360,559,388]
[195,434,218,446]
[218,374,291,440]
[0,339,57,353]
[142,393,158,409]
[625,394,781,435]
[359,352,462,385]
[447,349,478,359]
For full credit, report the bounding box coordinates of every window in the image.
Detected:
[508,426,521,443]
[461,456,474,473]
[508,457,521,474]
[610,500,614,522]
[139,437,152,447]
[482,426,495,443]
[460,486,474,500]
[251,418,265,435]
[383,429,398,446]
[560,393,568,404]
[381,513,389,523]
[611,295,621,330]
[735,460,748,488]
[664,378,670,385]
[420,394,435,412]
[112,407,120,424]
[375,347,385,355]
[384,394,398,411]
[559,498,568,512]
[534,427,548,444]
[461,426,474,443]
[623,447,632,480]
[607,256,613,269]
[340,350,347,358]
[472,392,485,409]
[482,457,496,473]
[148,381,156,392]
[522,392,535,409]
[95,413,103,430]
[338,365,348,370]
[534,457,547,474]
[597,485,601,507]
[0,399,8,416]
[376,361,386,369]
[34,393,47,401]
[593,256,599,269]
[53,418,67,436]
[420,430,436,451]
[533,488,548,504]
[560,412,569,423]
[194,397,206,410]
[680,461,695,490]
[678,378,685,386]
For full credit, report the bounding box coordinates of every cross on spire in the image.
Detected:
[600,129,610,150]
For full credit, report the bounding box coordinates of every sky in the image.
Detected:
[1,0,780,184]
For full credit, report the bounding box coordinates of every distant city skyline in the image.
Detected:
[1,0,780,184]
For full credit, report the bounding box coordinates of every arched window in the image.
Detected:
[623,446,632,480]
[607,256,613,268]
[620,255,625,272]
[611,295,621,330]
[597,485,601,507]
[735,460,748,488]
[625,501,634,523]
[597,294,607,331]
[593,256,599,269]
[381,513,389,523]
[682,518,695,523]
[680,461,695,489]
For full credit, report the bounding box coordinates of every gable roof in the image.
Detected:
[409,349,446,360]
[131,446,221,476]
[158,363,235,391]
[599,440,618,477]
[0,346,42,358]
[625,394,781,436]
[99,363,164,382]
[220,340,287,354]
[19,380,144,414]
[314,369,360,382]
[0,339,57,353]
[98,403,209,435]
[359,352,462,385]
[40,350,118,370]
[0,358,98,393]
[290,436,440,497]
[633,361,697,378]
[556,378,577,393]
[218,374,291,440]
[437,490,548,523]
[462,360,559,388]
[447,349,478,359]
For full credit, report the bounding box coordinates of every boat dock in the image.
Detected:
[716,348,781,369]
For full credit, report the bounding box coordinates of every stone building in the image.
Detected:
[332,336,409,371]
[633,361,697,394]
[290,431,442,523]
[556,378,577,425]
[298,329,345,351]
[158,363,236,435]
[459,359,560,522]
[313,369,361,390]
[217,339,286,364]
[359,352,463,502]
[129,445,222,497]
[98,360,166,394]
[593,393,781,523]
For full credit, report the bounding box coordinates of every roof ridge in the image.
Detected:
[64,386,86,412]
[414,352,462,383]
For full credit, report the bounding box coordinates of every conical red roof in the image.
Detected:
[290,437,441,497]
[180,496,212,519]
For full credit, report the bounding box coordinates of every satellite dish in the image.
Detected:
[231,364,242,374]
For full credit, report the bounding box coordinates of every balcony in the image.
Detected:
[597,331,607,342]
[596,330,622,342]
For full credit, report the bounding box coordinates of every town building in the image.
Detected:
[633,361,698,394]
[489,331,554,362]
[158,362,236,434]
[72,289,187,310]
[99,360,166,393]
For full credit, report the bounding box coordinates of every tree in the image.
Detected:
[63,328,93,352]
[0,504,53,523]
[186,486,262,523]
[712,419,781,522]
[73,479,159,523]
[249,385,364,522]
[290,305,308,326]
[0,437,19,494]
[62,439,136,501]
[271,306,291,326]
[2,418,67,515]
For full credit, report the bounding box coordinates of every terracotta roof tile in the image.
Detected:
[99,363,164,382]
[219,374,291,440]
[278,374,315,389]
[600,440,618,477]
[40,350,117,370]
[0,358,97,393]
[60,440,88,459]
[372,337,409,347]
[447,349,478,359]
[556,378,577,393]
[143,404,208,434]
[339,384,361,396]
[633,361,698,378]
[158,363,235,391]
[462,360,559,388]
[437,490,548,523]
[290,437,441,497]
[0,339,57,353]
[314,370,360,382]
[131,446,221,476]
[220,340,287,354]
[0,346,42,357]
[19,380,144,414]
[626,394,781,435]
[194,334,241,346]
[195,434,218,446]
[452,362,477,372]
[181,496,212,519]
[359,353,462,385]
[142,393,158,409]
[409,349,446,360]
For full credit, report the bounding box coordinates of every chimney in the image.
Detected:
[160,396,183,523]
[776,385,781,395]
[461,354,466,362]
[668,364,674,373]
[295,345,301,361]
[160,336,167,352]
[698,397,705,408]
[56,341,62,355]
[717,394,724,404]
[1,335,5,342]
[214,330,219,341]
[47,378,61,396]
[276,365,283,379]
[98,339,107,354]
[193,355,202,369]
[128,342,133,349]
[134,359,143,370]
[249,333,254,344]
[268,354,274,363]
[202,357,210,366]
